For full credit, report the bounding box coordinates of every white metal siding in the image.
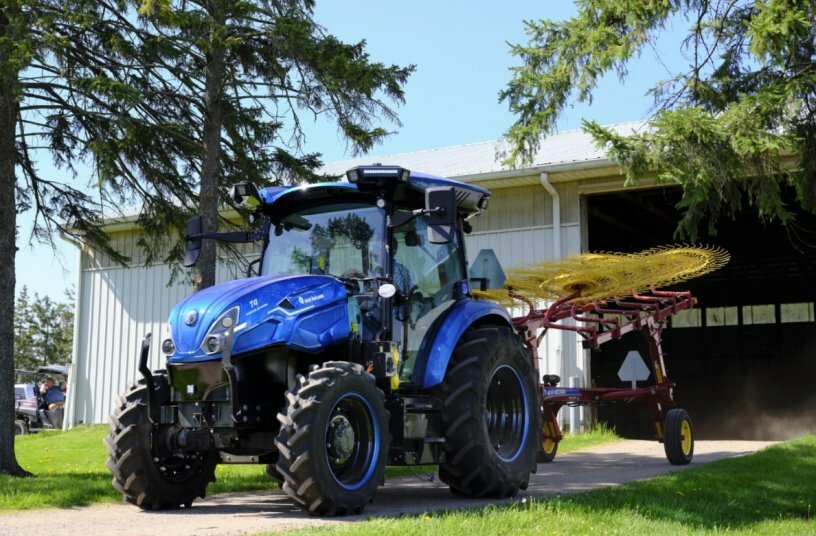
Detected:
[69,249,258,427]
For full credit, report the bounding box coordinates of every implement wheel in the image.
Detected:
[537,422,558,463]
[664,408,694,465]
[105,376,218,509]
[275,361,389,516]
[435,326,540,498]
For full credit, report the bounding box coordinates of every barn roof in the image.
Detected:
[320,121,645,181]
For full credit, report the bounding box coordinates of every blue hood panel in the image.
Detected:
[167,275,349,363]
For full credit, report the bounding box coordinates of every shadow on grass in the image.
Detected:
[556,436,816,528]
[306,436,816,535]
[0,471,118,509]
[0,466,277,511]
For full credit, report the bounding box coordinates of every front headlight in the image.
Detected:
[162,338,176,355]
[162,324,175,356]
[200,306,240,355]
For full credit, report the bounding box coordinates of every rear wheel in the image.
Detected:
[664,408,694,465]
[275,361,389,516]
[435,326,540,497]
[105,376,218,509]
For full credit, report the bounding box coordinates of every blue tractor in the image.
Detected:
[106,165,540,515]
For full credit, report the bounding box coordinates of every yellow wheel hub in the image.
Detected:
[541,436,556,454]
[680,419,692,455]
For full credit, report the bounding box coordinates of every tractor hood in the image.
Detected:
[166,274,349,363]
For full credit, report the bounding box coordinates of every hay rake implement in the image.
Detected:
[479,246,729,465]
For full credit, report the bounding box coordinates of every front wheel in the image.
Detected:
[14,419,28,436]
[435,326,540,497]
[265,451,284,487]
[275,361,389,516]
[664,408,694,465]
[105,376,219,509]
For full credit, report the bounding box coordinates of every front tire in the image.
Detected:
[275,361,389,516]
[265,451,284,487]
[105,376,218,509]
[14,419,28,436]
[435,326,540,497]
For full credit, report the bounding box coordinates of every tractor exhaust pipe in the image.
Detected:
[138,334,160,424]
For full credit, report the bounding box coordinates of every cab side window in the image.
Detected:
[393,213,464,303]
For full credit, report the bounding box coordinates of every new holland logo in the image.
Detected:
[297,293,325,306]
[185,310,198,326]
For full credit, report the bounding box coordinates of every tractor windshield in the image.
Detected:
[260,203,386,278]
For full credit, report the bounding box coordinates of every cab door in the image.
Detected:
[390,213,466,384]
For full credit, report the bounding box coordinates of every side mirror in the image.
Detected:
[183,215,202,267]
[425,187,456,244]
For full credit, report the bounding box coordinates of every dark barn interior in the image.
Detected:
[586,187,816,440]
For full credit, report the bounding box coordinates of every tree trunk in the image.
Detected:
[0,4,31,477]
[195,3,226,291]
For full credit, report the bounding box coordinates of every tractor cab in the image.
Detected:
[183,165,491,389]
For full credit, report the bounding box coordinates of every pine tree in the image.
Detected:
[13,288,74,371]
[136,0,414,288]
[13,286,37,371]
[0,0,411,476]
[502,0,816,239]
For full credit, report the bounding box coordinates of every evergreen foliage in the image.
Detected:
[135,0,414,288]
[502,0,816,239]
[0,0,412,475]
[13,286,74,371]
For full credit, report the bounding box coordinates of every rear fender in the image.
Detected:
[418,299,512,389]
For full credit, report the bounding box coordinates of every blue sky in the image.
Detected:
[16,1,689,301]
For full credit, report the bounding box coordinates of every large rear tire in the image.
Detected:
[435,326,540,498]
[105,376,218,509]
[275,361,389,516]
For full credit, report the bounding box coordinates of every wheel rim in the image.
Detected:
[680,419,692,455]
[325,392,379,491]
[541,432,556,455]
[152,428,210,483]
[485,364,529,462]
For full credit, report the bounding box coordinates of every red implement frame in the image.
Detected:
[512,289,696,454]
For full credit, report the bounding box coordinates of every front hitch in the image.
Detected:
[138,334,160,424]
[164,427,214,453]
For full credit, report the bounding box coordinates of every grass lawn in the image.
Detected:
[3,425,276,510]
[2,423,617,511]
[288,436,816,536]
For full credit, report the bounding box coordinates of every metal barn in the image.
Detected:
[66,121,816,440]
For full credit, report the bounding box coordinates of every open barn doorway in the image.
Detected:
[586,187,816,440]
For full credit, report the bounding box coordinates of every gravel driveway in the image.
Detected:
[0,440,775,536]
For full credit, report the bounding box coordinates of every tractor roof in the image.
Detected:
[257,166,490,220]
